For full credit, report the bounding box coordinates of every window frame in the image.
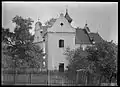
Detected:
[59,39,64,48]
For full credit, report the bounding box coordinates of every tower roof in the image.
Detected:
[35,18,42,26]
[65,9,72,23]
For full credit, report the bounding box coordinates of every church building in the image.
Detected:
[33,9,103,71]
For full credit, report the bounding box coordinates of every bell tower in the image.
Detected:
[34,19,47,71]
[34,19,43,43]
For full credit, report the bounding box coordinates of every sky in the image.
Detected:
[2,2,118,43]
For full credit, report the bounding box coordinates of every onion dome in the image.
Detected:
[35,18,42,26]
[35,18,42,31]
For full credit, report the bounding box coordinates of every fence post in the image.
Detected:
[85,71,88,86]
[48,70,50,85]
[14,68,17,84]
[86,71,90,85]
[76,71,79,85]
[14,70,15,84]
[29,71,31,84]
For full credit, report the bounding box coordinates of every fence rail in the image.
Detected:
[2,73,48,85]
[2,68,117,86]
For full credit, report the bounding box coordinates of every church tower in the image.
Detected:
[34,19,47,71]
[34,19,43,43]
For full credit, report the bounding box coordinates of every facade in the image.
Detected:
[33,9,103,71]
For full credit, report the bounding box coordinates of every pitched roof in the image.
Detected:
[89,33,104,43]
[35,21,42,26]
[75,28,104,44]
[75,28,91,44]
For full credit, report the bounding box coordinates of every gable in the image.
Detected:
[47,14,75,33]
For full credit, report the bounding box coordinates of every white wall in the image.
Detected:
[46,13,77,70]
[47,32,75,70]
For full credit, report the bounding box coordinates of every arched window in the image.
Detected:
[59,39,64,48]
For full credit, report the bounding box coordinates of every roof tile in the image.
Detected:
[75,28,91,44]
[89,33,104,43]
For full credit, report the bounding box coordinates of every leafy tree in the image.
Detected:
[90,41,117,83]
[2,15,44,71]
[64,46,88,72]
[44,18,56,27]
[64,41,117,84]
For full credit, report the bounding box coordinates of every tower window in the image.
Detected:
[60,23,63,26]
[40,31,42,33]
[37,36,39,41]
[40,30,43,33]
[37,36,39,39]
[59,39,64,48]
[43,39,45,41]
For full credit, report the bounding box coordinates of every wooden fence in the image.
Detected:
[2,68,116,86]
[2,73,48,85]
[2,68,48,85]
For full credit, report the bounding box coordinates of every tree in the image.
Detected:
[90,41,117,83]
[2,15,44,71]
[64,46,88,72]
[44,18,56,27]
[64,41,117,84]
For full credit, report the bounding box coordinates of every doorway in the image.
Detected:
[59,63,64,72]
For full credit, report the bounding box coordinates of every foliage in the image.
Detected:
[64,41,117,83]
[2,15,44,69]
[44,18,56,27]
[64,46,88,72]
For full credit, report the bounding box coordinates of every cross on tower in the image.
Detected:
[65,5,68,13]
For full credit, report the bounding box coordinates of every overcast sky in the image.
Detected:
[2,2,118,43]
